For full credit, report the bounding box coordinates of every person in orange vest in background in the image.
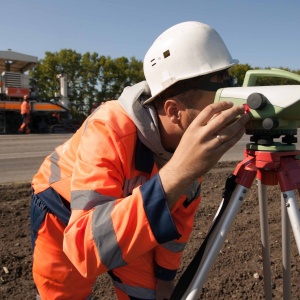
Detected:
[30,21,249,300]
[18,95,31,133]
[90,102,98,114]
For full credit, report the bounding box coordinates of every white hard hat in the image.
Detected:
[143,21,238,104]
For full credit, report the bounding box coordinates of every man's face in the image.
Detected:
[158,71,230,152]
[179,90,216,131]
[181,71,230,129]
[159,89,216,153]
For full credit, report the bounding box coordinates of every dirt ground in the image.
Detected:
[1,161,299,300]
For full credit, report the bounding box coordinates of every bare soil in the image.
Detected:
[1,161,299,299]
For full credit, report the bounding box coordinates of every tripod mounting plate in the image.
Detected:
[246,142,296,151]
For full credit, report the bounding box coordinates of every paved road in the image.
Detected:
[0,134,72,184]
[1,133,300,184]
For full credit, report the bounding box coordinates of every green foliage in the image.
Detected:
[98,56,144,102]
[30,49,82,101]
[30,50,144,116]
[229,64,252,86]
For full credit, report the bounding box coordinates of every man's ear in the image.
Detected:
[164,99,181,124]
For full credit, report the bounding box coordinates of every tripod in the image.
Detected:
[175,143,300,300]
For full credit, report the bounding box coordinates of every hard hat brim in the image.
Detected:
[142,60,238,105]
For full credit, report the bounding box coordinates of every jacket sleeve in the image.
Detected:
[63,114,180,280]
[154,185,202,280]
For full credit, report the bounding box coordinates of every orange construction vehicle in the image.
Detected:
[0,49,70,134]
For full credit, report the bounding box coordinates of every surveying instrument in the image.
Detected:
[171,69,300,300]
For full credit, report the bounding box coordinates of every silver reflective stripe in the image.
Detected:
[82,118,89,135]
[161,240,186,253]
[112,280,155,299]
[71,190,116,210]
[184,180,201,201]
[122,175,147,197]
[49,151,61,184]
[92,201,127,270]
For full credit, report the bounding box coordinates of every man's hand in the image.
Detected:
[156,279,175,300]
[159,101,250,208]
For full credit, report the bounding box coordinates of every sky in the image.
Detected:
[2,0,300,70]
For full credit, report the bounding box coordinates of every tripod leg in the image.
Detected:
[257,180,272,300]
[281,191,300,254]
[182,184,249,300]
[281,194,291,300]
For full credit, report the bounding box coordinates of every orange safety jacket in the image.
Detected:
[32,100,202,282]
[21,100,30,115]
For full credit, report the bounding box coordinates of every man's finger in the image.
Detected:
[195,101,234,126]
[205,104,247,133]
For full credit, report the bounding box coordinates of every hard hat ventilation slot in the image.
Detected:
[150,59,156,66]
[163,50,170,58]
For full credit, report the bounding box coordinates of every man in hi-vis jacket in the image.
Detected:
[19,94,30,133]
[30,21,249,300]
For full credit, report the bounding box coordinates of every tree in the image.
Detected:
[79,52,101,113]
[30,49,82,102]
[30,50,144,116]
[97,56,144,102]
[229,64,252,86]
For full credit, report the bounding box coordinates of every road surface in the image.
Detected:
[1,133,300,184]
[0,134,72,184]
